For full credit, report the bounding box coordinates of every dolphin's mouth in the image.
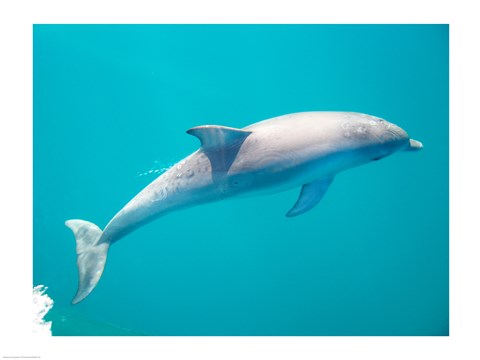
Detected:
[404,139,423,151]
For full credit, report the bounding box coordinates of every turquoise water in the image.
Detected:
[33,25,448,336]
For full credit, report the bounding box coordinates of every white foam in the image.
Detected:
[32,285,53,336]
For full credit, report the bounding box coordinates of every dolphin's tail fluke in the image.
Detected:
[65,220,109,305]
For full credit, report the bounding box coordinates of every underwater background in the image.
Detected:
[33,24,448,336]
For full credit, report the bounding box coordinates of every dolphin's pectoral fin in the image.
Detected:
[186,125,252,151]
[187,125,252,176]
[286,176,335,217]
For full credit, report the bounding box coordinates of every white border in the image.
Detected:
[1,0,478,359]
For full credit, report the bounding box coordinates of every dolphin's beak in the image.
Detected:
[404,139,423,151]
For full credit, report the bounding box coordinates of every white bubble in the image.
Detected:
[33,285,53,336]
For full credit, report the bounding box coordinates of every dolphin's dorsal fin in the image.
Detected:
[286,176,335,217]
[187,125,252,177]
[187,125,252,150]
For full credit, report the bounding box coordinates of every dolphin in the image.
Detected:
[65,111,422,304]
